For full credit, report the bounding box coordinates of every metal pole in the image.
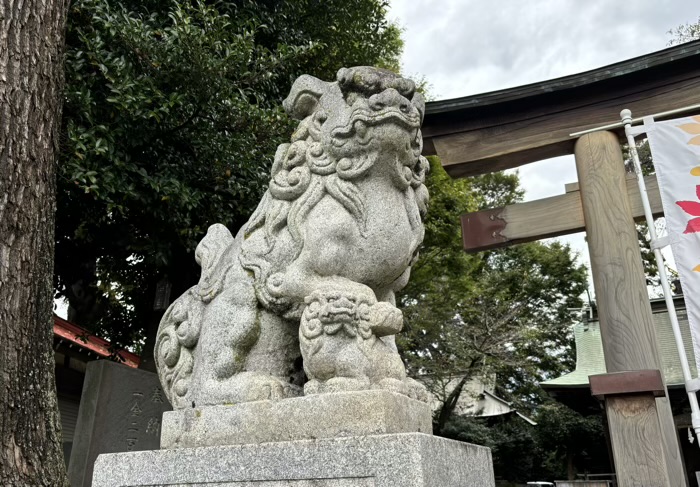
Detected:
[620,108,700,442]
[570,102,700,137]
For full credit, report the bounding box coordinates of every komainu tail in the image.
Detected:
[155,224,234,408]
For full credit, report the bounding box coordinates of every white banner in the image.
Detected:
[646,115,700,370]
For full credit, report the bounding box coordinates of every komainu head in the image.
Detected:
[280,66,426,189]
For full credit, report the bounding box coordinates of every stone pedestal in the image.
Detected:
[93,432,495,486]
[92,391,495,486]
[161,390,432,448]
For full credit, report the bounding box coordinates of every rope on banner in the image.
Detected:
[620,108,700,445]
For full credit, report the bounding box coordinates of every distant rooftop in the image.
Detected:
[542,297,696,389]
[54,315,140,368]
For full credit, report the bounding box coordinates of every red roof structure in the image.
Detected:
[53,315,140,368]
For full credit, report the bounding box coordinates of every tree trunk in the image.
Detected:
[567,451,575,480]
[434,374,470,435]
[0,0,70,484]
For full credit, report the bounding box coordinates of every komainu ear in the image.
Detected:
[411,92,426,124]
[283,75,329,120]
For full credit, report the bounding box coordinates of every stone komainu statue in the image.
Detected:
[155,67,430,409]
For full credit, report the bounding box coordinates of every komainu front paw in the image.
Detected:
[372,378,428,403]
[369,302,403,337]
[403,377,429,403]
[305,377,371,395]
[373,377,409,396]
[196,372,302,406]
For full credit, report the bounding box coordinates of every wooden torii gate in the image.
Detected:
[422,40,700,487]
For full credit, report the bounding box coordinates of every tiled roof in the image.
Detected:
[53,315,140,368]
[542,303,697,388]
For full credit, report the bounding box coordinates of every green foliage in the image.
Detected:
[55,0,402,345]
[470,171,524,209]
[440,402,607,482]
[411,161,603,478]
[225,0,404,81]
[533,402,608,479]
[397,158,588,432]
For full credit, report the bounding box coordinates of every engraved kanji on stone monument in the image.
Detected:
[68,361,172,487]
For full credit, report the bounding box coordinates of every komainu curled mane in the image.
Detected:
[155,67,430,409]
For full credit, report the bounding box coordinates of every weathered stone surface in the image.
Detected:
[93,433,495,487]
[154,67,430,409]
[88,66,496,487]
[161,390,432,449]
[68,360,172,487]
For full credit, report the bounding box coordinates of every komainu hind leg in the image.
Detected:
[191,289,303,406]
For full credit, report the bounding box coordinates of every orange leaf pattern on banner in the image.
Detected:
[679,123,700,134]
[667,120,700,314]
[672,121,700,267]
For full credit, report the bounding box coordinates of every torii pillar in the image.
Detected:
[575,130,681,486]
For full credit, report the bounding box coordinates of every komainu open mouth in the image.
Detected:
[331,107,421,140]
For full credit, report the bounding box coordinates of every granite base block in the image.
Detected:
[161,390,433,449]
[93,432,495,487]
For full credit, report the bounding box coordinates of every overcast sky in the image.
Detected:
[389,0,699,295]
[390,0,697,101]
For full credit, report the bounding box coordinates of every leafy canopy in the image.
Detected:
[668,17,700,45]
[397,158,588,432]
[56,0,402,348]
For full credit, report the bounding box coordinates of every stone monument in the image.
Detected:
[68,360,172,487]
[92,67,495,486]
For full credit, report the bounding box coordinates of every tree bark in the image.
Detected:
[0,0,70,484]
[567,451,575,480]
[434,374,470,435]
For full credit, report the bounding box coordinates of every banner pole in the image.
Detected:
[620,108,700,442]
